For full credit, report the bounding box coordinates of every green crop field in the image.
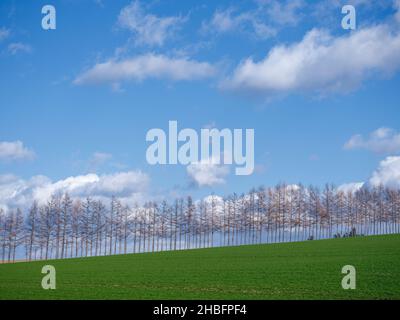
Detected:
[0,234,399,300]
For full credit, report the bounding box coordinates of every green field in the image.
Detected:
[0,234,399,300]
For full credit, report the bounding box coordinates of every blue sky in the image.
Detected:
[1,0,400,209]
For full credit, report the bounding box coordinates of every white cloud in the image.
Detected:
[93,0,104,8]
[223,24,400,95]
[0,174,50,211]
[117,1,185,47]
[187,158,230,187]
[0,141,35,161]
[340,155,400,192]
[263,0,305,27]
[0,171,150,211]
[395,0,400,22]
[74,54,215,85]
[345,127,400,154]
[89,152,112,170]
[368,156,400,189]
[201,194,225,215]
[202,7,276,39]
[202,1,305,39]
[7,42,32,55]
[337,182,364,194]
[0,27,10,41]
[207,8,239,33]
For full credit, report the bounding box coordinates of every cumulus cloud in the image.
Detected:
[200,195,225,215]
[7,42,32,55]
[0,171,150,211]
[223,24,400,95]
[339,155,400,192]
[368,156,400,189]
[0,141,35,161]
[74,54,215,85]
[0,174,50,211]
[0,27,10,41]
[344,127,400,154]
[187,158,230,187]
[117,0,185,47]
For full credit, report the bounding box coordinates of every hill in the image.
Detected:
[0,234,399,300]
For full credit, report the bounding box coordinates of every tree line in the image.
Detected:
[1,184,399,263]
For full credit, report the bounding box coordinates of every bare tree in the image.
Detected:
[3,182,400,263]
[26,201,38,261]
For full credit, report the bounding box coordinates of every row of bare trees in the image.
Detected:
[1,184,399,263]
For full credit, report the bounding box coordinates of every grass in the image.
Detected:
[0,234,399,300]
